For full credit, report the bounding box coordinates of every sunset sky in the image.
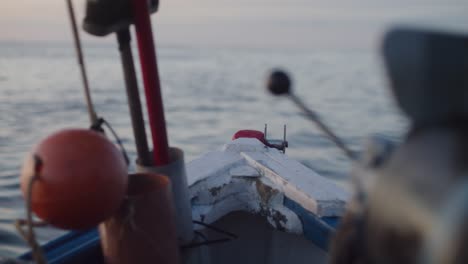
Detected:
[2,0,468,49]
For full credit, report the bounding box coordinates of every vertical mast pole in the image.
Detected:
[130,0,170,165]
[117,29,152,166]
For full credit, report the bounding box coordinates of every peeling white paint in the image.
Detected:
[230,165,260,178]
[267,206,303,234]
[186,138,349,236]
[243,151,349,217]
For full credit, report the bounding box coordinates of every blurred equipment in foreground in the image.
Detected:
[329,28,468,264]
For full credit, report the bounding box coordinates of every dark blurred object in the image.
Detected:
[83,0,159,36]
[384,29,468,127]
[267,69,291,95]
[330,28,468,264]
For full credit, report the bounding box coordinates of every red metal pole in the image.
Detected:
[130,0,170,165]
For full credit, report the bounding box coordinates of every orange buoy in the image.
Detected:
[20,129,128,230]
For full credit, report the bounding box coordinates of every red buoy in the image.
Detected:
[20,129,128,230]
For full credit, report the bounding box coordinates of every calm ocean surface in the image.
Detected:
[0,42,407,257]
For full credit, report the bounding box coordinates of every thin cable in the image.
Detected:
[193,220,237,239]
[101,119,130,165]
[181,238,232,249]
[194,230,207,241]
[66,0,98,125]
[180,220,238,249]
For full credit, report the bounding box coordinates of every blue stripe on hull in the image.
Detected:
[284,197,339,251]
[19,229,102,264]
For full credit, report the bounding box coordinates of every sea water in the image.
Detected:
[0,42,406,257]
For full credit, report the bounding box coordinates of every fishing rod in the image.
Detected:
[267,70,356,160]
[66,0,131,165]
[116,29,152,166]
[66,0,98,126]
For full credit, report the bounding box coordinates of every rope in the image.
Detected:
[15,155,48,264]
[102,119,130,165]
[192,220,237,239]
[66,0,98,125]
[90,117,130,166]
[66,1,130,166]
[180,220,238,249]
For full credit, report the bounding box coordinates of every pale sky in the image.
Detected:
[1,0,468,49]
